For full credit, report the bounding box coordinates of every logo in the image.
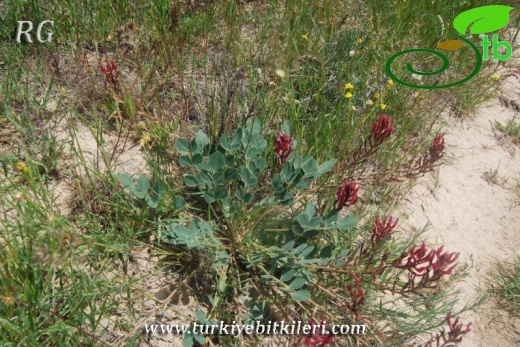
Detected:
[14,20,54,43]
[386,5,514,89]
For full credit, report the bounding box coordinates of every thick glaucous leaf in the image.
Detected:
[317,159,337,174]
[152,181,165,199]
[288,277,307,290]
[281,162,292,180]
[194,334,206,344]
[320,245,334,260]
[290,290,311,302]
[277,190,293,205]
[191,154,203,169]
[246,117,262,135]
[299,245,315,258]
[281,120,291,136]
[208,151,225,171]
[219,134,231,151]
[215,188,228,200]
[182,333,194,347]
[195,309,208,324]
[137,175,150,193]
[271,173,282,191]
[195,130,210,149]
[336,215,359,231]
[174,195,185,209]
[304,202,316,217]
[226,168,239,181]
[302,158,318,175]
[146,196,158,208]
[117,173,134,189]
[293,180,308,191]
[282,240,295,251]
[199,170,212,185]
[281,269,296,282]
[245,147,260,159]
[231,128,243,148]
[204,191,216,203]
[183,174,198,187]
[175,138,190,155]
[325,210,339,227]
[179,155,191,168]
[240,167,252,184]
[213,171,225,185]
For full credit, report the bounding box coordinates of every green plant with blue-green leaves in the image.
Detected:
[121,118,365,345]
[115,118,481,346]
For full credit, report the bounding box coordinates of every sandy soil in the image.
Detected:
[399,72,520,346]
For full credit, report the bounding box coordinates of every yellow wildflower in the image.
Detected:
[373,92,380,100]
[380,103,387,111]
[357,38,363,44]
[139,132,152,147]
[16,161,30,175]
[387,79,394,86]
[345,92,353,99]
[344,83,354,90]
[490,73,500,81]
[301,34,309,41]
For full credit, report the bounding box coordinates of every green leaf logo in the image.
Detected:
[453,5,514,35]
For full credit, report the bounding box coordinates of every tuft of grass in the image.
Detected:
[495,117,520,145]
[493,258,520,316]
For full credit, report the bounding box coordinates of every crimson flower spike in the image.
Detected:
[345,277,365,316]
[274,132,294,167]
[392,242,433,276]
[429,133,445,162]
[430,246,459,278]
[371,215,398,243]
[304,318,334,347]
[371,114,395,143]
[446,312,472,342]
[333,180,359,210]
[99,58,119,88]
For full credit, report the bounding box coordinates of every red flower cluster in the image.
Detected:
[333,180,359,210]
[100,58,119,88]
[430,246,459,278]
[429,133,445,162]
[392,242,459,279]
[345,277,365,316]
[274,132,294,167]
[371,215,398,244]
[446,312,472,342]
[303,318,334,347]
[371,114,395,142]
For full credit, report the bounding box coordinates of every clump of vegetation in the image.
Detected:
[492,258,520,317]
[114,118,474,346]
[496,117,520,145]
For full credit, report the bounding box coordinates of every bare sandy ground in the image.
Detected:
[399,73,520,346]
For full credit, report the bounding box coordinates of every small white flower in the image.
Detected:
[349,50,356,57]
[366,100,373,106]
